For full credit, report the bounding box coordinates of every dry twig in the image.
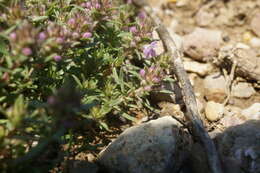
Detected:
[132,1,223,173]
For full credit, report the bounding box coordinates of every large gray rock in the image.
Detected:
[97,116,191,173]
[215,120,260,173]
[203,73,227,103]
[69,161,99,173]
[183,28,222,61]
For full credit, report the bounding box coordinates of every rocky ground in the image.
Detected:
[69,0,260,172]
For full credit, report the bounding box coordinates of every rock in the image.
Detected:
[150,81,184,105]
[203,73,227,103]
[215,120,260,173]
[176,0,189,7]
[250,37,260,48]
[97,116,191,173]
[183,28,222,61]
[218,44,260,81]
[220,114,244,128]
[171,33,183,51]
[195,10,214,27]
[236,42,250,49]
[69,161,99,173]
[251,13,260,37]
[183,60,214,76]
[152,31,164,55]
[209,129,222,139]
[205,101,224,122]
[188,73,197,86]
[189,143,210,173]
[220,106,244,128]
[231,82,256,98]
[159,102,185,121]
[153,30,183,55]
[196,98,204,114]
[241,103,260,120]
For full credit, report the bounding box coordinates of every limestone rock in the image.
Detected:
[183,28,222,61]
[203,73,227,103]
[220,106,244,128]
[241,103,260,120]
[205,101,224,122]
[250,37,260,48]
[183,60,214,76]
[195,10,214,27]
[232,82,256,98]
[97,116,191,173]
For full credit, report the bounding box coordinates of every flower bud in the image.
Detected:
[82,32,92,38]
[38,32,47,41]
[68,18,76,26]
[95,3,101,9]
[129,26,137,33]
[139,69,146,77]
[54,55,62,62]
[22,47,32,56]
[9,32,17,40]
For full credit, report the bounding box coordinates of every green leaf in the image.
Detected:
[99,121,110,131]
[71,75,83,89]
[31,16,48,22]
[121,113,137,122]
[0,38,8,56]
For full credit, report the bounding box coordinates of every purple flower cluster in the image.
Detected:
[8,8,96,62]
[139,65,165,89]
[81,1,101,10]
[128,11,153,49]
[143,41,157,59]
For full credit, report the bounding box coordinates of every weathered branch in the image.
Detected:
[132,1,223,173]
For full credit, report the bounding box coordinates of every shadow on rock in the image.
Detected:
[189,120,260,173]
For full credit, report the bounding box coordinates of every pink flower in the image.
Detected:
[38,32,47,41]
[68,18,76,26]
[138,11,146,21]
[152,77,161,83]
[85,2,92,8]
[56,37,64,44]
[95,3,101,9]
[22,47,32,56]
[129,26,137,33]
[139,69,146,77]
[143,41,157,58]
[82,32,92,38]
[127,0,132,3]
[144,86,152,91]
[148,66,156,72]
[54,55,62,62]
[9,32,17,40]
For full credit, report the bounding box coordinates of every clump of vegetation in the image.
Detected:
[0,0,172,171]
